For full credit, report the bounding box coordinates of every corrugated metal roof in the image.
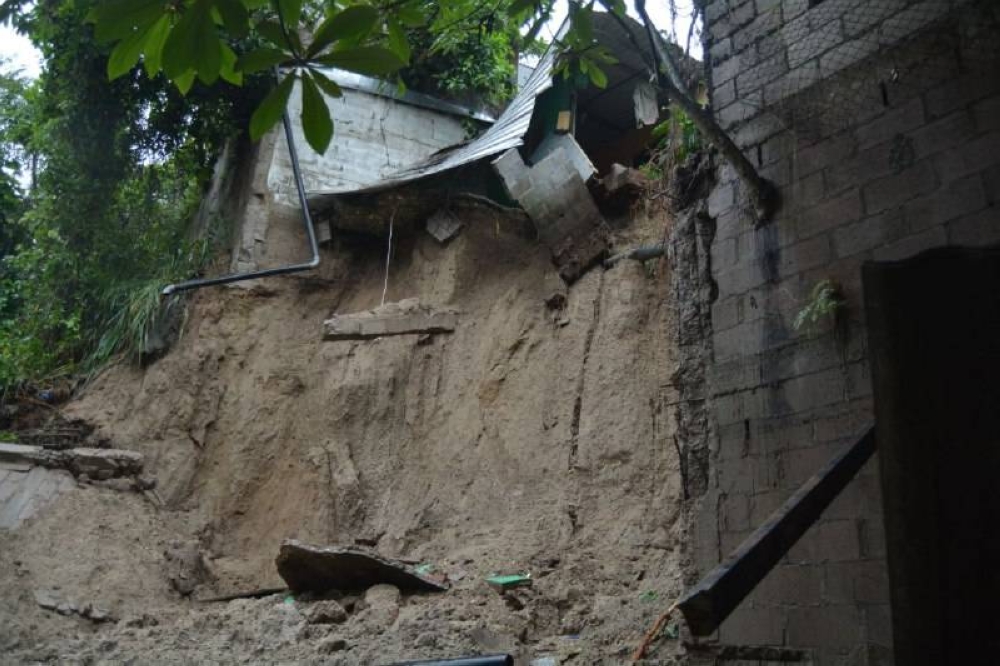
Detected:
[305,11,677,200]
[307,21,568,199]
[321,68,496,123]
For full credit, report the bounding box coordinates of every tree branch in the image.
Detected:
[609,0,778,223]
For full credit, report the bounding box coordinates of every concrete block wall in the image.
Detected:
[267,81,470,204]
[698,0,1000,664]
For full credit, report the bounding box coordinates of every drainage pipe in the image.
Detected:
[161,110,320,296]
[603,244,665,269]
[386,655,513,666]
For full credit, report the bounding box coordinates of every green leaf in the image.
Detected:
[162,0,222,85]
[174,69,197,95]
[106,25,147,80]
[256,19,302,55]
[587,61,608,88]
[396,4,426,27]
[142,15,171,77]
[276,0,303,26]
[315,46,406,78]
[215,0,250,38]
[309,68,344,98]
[236,47,289,74]
[308,5,379,58]
[301,72,333,153]
[249,73,296,141]
[88,0,163,43]
[386,18,410,64]
[219,45,243,86]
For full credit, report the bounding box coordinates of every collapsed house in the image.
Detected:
[244,12,696,284]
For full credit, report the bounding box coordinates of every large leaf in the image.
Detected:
[106,23,148,80]
[386,18,410,64]
[162,0,222,85]
[174,69,197,95]
[215,0,249,38]
[88,0,163,43]
[309,68,344,98]
[276,0,303,27]
[142,15,171,77]
[256,19,302,55]
[219,44,243,86]
[307,5,379,58]
[315,46,405,78]
[236,47,289,74]
[249,73,296,141]
[300,73,333,153]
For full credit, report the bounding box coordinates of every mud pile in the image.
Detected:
[0,204,692,664]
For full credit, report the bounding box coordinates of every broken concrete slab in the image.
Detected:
[0,465,76,530]
[0,442,143,479]
[275,540,449,594]
[323,298,458,341]
[492,145,608,283]
[426,208,465,244]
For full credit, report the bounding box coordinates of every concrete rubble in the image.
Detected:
[323,298,458,341]
[0,442,143,479]
[275,540,449,594]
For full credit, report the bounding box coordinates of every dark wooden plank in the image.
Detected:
[677,427,876,636]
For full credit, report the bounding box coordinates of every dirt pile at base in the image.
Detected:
[0,208,691,664]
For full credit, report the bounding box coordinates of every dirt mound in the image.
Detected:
[0,208,690,664]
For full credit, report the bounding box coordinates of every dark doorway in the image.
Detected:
[863,246,1000,665]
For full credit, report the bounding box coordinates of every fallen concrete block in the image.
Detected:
[276,540,449,594]
[426,208,465,244]
[323,298,458,341]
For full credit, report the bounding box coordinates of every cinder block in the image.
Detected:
[909,108,977,159]
[872,225,947,261]
[777,234,832,276]
[736,52,790,97]
[711,36,734,63]
[946,208,1000,248]
[862,159,938,214]
[793,132,857,178]
[924,67,1000,120]
[752,563,823,606]
[972,94,1000,132]
[797,189,864,239]
[833,208,908,258]
[819,32,881,78]
[733,6,783,54]
[714,78,738,109]
[854,97,926,150]
[787,19,843,69]
[842,0,904,38]
[904,173,986,232]
[719,601,787,646]
[864,603,894,648]
[777,367,848,415]
[931,131,1000,181]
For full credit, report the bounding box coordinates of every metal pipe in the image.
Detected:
[603,244,665,268]
[161,110,321,296]
[385,655,513,666]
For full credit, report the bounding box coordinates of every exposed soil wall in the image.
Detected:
[0,199,693,664]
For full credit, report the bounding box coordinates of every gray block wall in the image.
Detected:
[267,81,470,204]
[698,0,1000,664]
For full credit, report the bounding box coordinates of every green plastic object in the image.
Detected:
[486,573,533,592]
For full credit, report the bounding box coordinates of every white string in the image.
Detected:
[381,208,395,306]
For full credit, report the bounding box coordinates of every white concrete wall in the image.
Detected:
[267,79,471,205]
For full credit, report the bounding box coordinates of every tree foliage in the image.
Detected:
[0,0,252,390]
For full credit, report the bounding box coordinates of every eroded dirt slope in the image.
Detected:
[0,207,690,664]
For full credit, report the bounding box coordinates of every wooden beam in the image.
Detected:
[677,427,876,636]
